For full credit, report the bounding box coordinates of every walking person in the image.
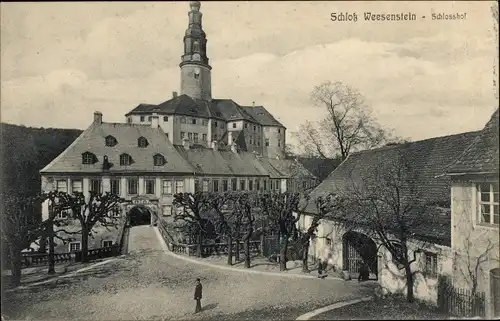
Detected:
[194,278,203,313]
[358,262,369,282]
[317,258,323,278]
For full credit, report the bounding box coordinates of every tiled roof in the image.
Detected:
[304,130,480,245]
[210,99,256,122]
[259,157,317,179]
[174,146,269,176]
[124,95,284,128]
[40,122,194,174]
[445,109,499,174]
[242,106,285,128]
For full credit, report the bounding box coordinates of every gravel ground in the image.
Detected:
[310,296,452,320]
[2,226,374,320]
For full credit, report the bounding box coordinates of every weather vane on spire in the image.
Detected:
[190,1,201,12]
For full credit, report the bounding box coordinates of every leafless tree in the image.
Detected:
[294,81,394,160]
[235,192,259,268]
[295,194,347,273]
[56,191,123,263]
[172,192,213,258]
[205,192,237,265]
[1,194,44,286]
[259,192,305,271]
[456,232,499,295]
[336,149,437,302]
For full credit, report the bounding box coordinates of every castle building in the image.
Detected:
[39,1,316,251]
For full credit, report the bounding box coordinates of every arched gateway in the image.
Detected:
[125,196,159,227]
[342,231,378,280]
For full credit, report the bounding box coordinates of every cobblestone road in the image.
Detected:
[3,226,375,320]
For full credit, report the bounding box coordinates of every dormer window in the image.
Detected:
[154,154,166,166]
[82,152,97,165]
[232,123,236,128]
[120,153,133,166]
[105,135,117,147]
[192,118,197,125]
[138,136,149,148]
[163,116,168,122]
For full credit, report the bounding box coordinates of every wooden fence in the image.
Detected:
[437,277,486,318]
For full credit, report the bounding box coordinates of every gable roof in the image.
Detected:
[445,109,499,174]
[304,130,481,245]
[40,122,194,174]
[242,106,285,128]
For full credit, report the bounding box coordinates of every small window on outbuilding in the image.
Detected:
[138,136,149,148]
[105,135,117,147]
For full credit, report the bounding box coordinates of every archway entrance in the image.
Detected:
[128,206,152,226]
[342,231,378,280]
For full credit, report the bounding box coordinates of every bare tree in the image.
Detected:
[236,192,258,268]
[54,191,123,263]
[295,194,347,273]
[172,192,212,258]
[1,194,44,286]
[294,81,393,160]
[259,192,305,271]
[336,150,437,302]
[456,232,499,295]
[205,192,237,265]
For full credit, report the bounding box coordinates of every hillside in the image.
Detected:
[0,123,82,198]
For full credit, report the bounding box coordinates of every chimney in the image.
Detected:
[182,138,190,150]
[252,101,255,107]
[94,111,103,125]
[172,91,178,98]
[211,141,218,151]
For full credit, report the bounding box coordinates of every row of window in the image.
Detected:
[82,152,166,166]
[55,178,185,196]
[194,178,281,193]
[181,132,208,143]
[55,177,281,196]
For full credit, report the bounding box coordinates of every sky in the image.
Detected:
[1,1,498,149]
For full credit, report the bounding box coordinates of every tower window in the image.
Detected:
[193,41,200,52]
[82,152,97,165]
[138,137,149,148]
[192,118,197,125]
[105,135,117,147]
[163,116,169,122]
[120,153,133,166]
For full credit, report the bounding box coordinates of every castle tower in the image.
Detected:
[180,1,212,101]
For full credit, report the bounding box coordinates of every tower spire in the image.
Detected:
[180,1,212,101]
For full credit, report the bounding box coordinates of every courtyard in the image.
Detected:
[3,226,376,320]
